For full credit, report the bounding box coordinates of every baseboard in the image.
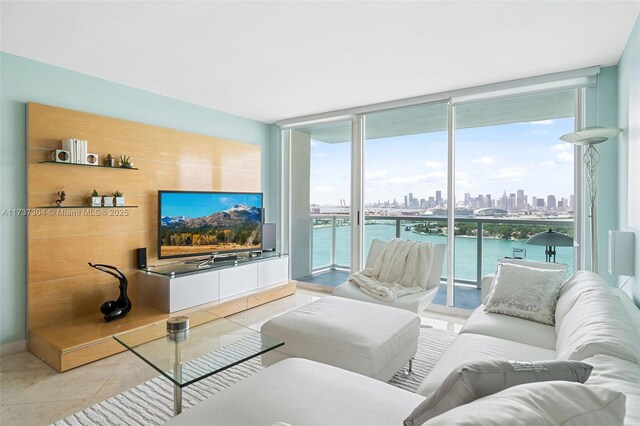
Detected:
[0,339,27,356]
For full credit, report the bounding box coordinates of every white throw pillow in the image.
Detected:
[403,360,593,426]
[484,262,566,325]
[424,381,626,426]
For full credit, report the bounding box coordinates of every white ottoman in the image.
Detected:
[261,296,420,381]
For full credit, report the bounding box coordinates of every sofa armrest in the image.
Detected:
[481,273,495,303]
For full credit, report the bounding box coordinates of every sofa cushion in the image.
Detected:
[404,360,592,426]
[460,305,556,350]
[484,262,565,325]
[555,270,612,325]
[555,272,640,364]
[416,333,557,397]
[424,381,626,426]
[164,358,425,426]
[612,288,640,338]
[583,354,640,426]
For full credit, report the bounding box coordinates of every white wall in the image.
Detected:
[617,15,640,304]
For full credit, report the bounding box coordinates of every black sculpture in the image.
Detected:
[89,263,132,322]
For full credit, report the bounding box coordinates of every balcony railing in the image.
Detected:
[310,214,574,287]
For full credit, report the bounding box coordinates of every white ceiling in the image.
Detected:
[2,1,639,124]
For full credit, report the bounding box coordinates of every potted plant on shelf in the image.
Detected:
[113,190,125,207]
[91,189,102,207]
[102,193,114,207]
[119,155,133,168]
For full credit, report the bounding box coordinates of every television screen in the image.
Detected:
[158,191,263,259]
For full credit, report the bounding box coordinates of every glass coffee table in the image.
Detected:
[114,309,283,416]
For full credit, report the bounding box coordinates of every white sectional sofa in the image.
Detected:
[166,270,640,425]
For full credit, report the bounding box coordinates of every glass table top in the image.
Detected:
[114,310,283,387]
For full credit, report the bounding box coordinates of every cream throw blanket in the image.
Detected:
[348,239,434,301]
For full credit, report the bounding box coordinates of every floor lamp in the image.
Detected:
[560,126,622,273]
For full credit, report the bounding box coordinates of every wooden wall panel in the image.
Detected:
[27,102,261,330]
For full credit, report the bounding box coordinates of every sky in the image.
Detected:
[309,118,575,206]
[161,192,263,218]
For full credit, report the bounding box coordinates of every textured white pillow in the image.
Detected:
[424,381,626,426]
[484,262,566,325]
[403,360,593,426]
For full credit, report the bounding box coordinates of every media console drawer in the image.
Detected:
[139,256,290,313]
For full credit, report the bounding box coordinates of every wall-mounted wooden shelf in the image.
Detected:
[39,161,138,170]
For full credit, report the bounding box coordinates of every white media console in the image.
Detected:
[139,254,290,313]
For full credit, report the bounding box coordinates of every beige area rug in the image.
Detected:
[54,328,457,425]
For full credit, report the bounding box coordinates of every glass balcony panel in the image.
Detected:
[334,217,351,269]
[311,217,332,270]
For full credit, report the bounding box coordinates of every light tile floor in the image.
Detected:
[0,288,466,426]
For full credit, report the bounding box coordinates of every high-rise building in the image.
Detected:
[516,189,525,209]
[536,198,545,208]
[547,195,557,210]
[435,190,442,207]
[404,195,408,208]
[486,194,492,208]
[532,196,538,208]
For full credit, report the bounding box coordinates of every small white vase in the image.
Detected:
[91,197,102,207]
[115,197,125,207]
[103,196,114,207]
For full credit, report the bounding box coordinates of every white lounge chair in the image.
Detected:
[332,239,446,313]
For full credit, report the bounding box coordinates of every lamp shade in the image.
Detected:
[560,126,622,145]
[525,229,574,247]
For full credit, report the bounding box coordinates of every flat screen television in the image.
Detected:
[158,190,263,259]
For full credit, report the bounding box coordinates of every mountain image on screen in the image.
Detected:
[160,204,262,256]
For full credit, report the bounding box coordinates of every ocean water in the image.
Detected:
[312,224,574,280]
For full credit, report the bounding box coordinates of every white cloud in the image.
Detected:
[388,171,446,185]
[530,119,555,126]
[316,152,327,158]
[551,143,572,152]
[425,160,444,169]
[556,152,574,163]
[310,140,319,147]
[365,169,388,180]
[532,129,549,135]
[313,185,336,194]
[472,156,494,165]
[489,167,530,181]
[541,160,556,167]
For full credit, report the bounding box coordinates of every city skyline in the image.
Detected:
[362,187,573,212]
[309,118,575,206]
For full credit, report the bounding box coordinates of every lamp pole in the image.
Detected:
[585,144,599,273]
[560,127,622,274]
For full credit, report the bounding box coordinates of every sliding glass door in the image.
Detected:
[363,103,451,303]
[453,90,576,306]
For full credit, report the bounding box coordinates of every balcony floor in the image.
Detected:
[297,270,482,310]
